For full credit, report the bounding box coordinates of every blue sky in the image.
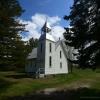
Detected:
[19,0,73,40]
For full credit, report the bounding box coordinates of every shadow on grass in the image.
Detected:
[6,73,32,79]
[0,78,13,94]
[7,87,100,100]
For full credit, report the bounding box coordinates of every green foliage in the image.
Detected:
[29,37,39,50]
[0,0,26,70]
[64,0,100,69]
[25,37,39,54]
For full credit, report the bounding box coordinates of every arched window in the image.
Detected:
[60,51,62,58]
[49,43,52,53]
[49,56,52,67]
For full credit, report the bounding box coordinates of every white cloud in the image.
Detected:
[52,26,65,40]
[48,16,61,25]
[20,13,65,41]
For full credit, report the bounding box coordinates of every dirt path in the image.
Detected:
[36,80,91,95]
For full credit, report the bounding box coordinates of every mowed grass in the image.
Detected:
[0,68,100,100]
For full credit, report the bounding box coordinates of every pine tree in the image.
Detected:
[29,38,38,49]
[0,0,25,70]
[64,0,100,69]
[25,38,39,56]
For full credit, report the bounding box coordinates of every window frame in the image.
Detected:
[49,43,52,53]
[49,56,52,67]
[60,50,62,58]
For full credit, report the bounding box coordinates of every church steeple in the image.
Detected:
[41,21,51,34]
[39,21,55,42]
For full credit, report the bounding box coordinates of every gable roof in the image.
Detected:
[40,21,55,42]
[55,40,68,59]
[42,21,51,32]
[27,48,37,59]
[27,40,68,60]
[55,40,62,49]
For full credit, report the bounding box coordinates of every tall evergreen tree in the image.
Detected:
[25,38,39,56]
[64,0,100,69]
[0,0,25,69]
[29,38,38,49]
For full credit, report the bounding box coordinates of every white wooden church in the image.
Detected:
[25,21,69,78]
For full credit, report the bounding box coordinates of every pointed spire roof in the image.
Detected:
[40,21,55,42]
[41,21,51,33]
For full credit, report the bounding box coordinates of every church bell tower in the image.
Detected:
[37,21,55,77]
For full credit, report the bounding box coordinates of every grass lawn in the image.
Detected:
[0,68,100,100]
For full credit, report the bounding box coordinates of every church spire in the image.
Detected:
[41,21,51,33]
[40,20,55,42]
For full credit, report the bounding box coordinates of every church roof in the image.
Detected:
[42,22,51,29]
[27,48,37,59]
[55,40,61,49]
[42,22,51,33]
[40,21,55,42]
[27,40,68,60]
[55,39,69,59]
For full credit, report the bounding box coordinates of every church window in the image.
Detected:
[60,51,62,58]
[49,56,52,67]
[60,62,62,68]
[49,43,52,53]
